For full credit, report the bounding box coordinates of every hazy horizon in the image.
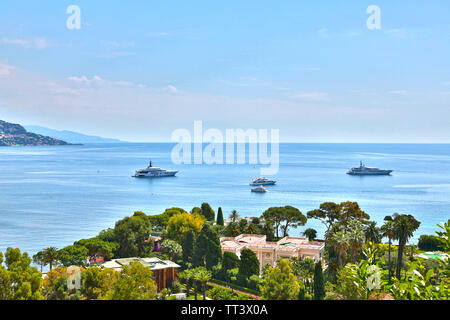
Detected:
[1,1,449,143]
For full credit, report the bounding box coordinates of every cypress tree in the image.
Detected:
[182,230,195,263]
[313,261,325,300]
[239,248,260,279]
[200,203,215,222]
[217,207,224,226]
[192,224,222,269]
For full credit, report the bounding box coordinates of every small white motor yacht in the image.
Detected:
[250,177,276,186]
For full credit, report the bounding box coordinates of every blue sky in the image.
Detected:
[0,1,449,142]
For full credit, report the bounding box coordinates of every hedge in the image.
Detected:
[209,278,260,296]
[418,235,444,251]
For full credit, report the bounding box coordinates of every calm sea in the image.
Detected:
[0,143,449,256]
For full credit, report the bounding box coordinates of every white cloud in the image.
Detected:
[68,75,103,85]
[166,85,178,93]
[290,91,330,101]
[0,63,15,76]
[388,90,408,95]
[2,37,51,50]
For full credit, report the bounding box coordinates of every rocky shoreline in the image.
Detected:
[0,120,73,146]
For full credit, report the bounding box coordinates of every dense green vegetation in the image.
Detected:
[1,201,448,300]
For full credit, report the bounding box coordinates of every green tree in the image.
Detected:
[216,207,224,226]
[339,202,371,232]
[201,203,215,222]
[194,267,212,300]
[392,214,421,280]
[43,267,70,300]
[306,202,341,233]
[42,247,59,270]
[193,224,222,270]
[58,245,89,267]
[221,252,240,280]
[160,239,182,261]
[166,212,205,244]
[0,248,44,300]
[223,222,241,237]
[302,228,317,241]
[229,210,240,223]
[178,269,194,297]
[96,228,117,242]
[307,202,370,234]
[313,262,325,300]
[347,220,366,263]
[329,231,349,266]
[114,211,153,258]
[365,221,381,243]
[260,259,300,300]
[182,230,195,264]
[381,215,395,283]
[74,238,116,261]
[102,261,157,300]
[81,267,119,300]
[239,248,259,279]
[32,251,45,273]
[263,206,307,238]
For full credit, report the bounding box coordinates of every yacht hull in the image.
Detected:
[132,171,178,178]
[250,182,276,186]
[347,170,393,176]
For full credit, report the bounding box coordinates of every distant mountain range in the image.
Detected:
[0,120,71,146]
[25,125,125,144]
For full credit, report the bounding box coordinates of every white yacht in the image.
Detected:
[251,186,268,193]
[250,177,277,186]
[347,161,393,176]
[132,160,178,178]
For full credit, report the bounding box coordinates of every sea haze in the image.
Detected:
[0,143,449,256]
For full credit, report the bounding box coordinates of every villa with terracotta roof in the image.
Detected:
[220,234,325,272]
[101,257,180,291]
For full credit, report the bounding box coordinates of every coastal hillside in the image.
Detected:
[0,120,70,146]
[25,125,124,144]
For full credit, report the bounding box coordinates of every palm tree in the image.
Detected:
[364,221,381,243]
[246,223,257,234]
[392,214,421,280]
[191,268,201,300]
[381,215,395,283]
[347,221,365,263]
[229,210,240,223]
[178,270,192,297]
[330,231,349,266]
[43,247,59,270]
[32,251,45,272]
[196,267,212,300]
[302,228,317,242]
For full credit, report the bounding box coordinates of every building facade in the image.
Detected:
[220,234,325,272]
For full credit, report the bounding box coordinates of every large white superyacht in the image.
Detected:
[347,161,393,176]
[132,160,178,178]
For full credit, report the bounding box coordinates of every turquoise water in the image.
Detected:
[0,143,449,256]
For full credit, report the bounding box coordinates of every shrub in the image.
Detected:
[418,235,444,251]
